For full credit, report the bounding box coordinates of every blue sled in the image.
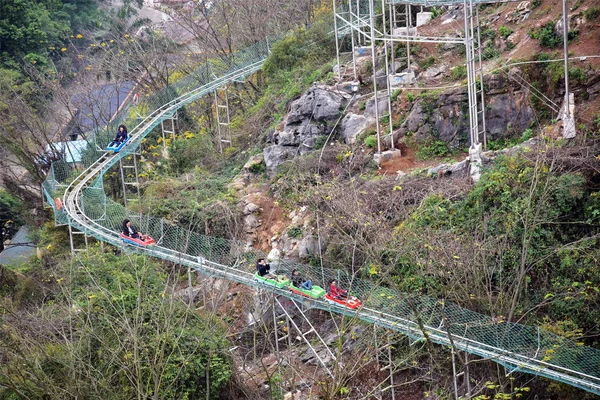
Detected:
[106,137,129,152]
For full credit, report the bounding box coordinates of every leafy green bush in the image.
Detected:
[415,138,450,160]
[482,44,500,60]
[531,22,561,48]
[431,7,443,18]
[364,135,378,148]
[451,65,467,80]
[391,89,402,102]
[287,226,303,238]
[168,132,218,174]
[248,161,266,174]
[406,92,415,102]
[584,7,600,20]
[498,25,514,39]
[421,55,435,69]
[262,21,335,80]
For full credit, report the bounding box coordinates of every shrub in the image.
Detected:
[421,55,435,69]
[498,25,514,39]
[287,226,303,238]
[391,89,402,102]
[364,135,378,148]
[248,161,266,174]
[415,138,450,160]
[532,22,561,48]
[584,7,600,20]
[406,92,415,102]
[451,65,467,80]
[482,44,500,60]
[431,6,443,18]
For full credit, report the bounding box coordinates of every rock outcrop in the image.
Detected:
[390,72,535,148]
[264,85,349,172]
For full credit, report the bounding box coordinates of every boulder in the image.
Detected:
[243,202,260,215]
[286,86,346,125]
[364,95,389,119]
[421,65,448,79]
[263,145,299,173]
[243,154,264,171]
[298,235,318,259]
[340,113,375,144]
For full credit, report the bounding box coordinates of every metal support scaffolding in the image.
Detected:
[333,0,488,176]
[119,149,141,208]
[160,112,178,150]
[274,296,337,378]
[214,88,231,153]
[68,224,88,256]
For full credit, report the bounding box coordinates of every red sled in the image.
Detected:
[324,294,363,310]
[120,232,155,247]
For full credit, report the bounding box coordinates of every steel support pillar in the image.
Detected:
[119,150,141,208]
[214,88,232,153]
[68,224,88,256]
[160,112,178,151]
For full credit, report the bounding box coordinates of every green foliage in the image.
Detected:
[364,135,378,149]
[142,168,241,239]
[544,62,587,89]
[406,92,415,102]
[415,138,450,160]
[420,55,435,69]
[486,128,534,151]
[450,65,467,80]
[431,7,443,19]
[0,190,24,227]
[498,25,514,39]
[532,0,542,8]
[263,22,335,80]
[396,153,600,334]
[482,43,500,60]
[168,132,220,174]
[0,250,233,399]
[287,226,303,238]
[0,0,98,74]
[530,22,561,48]
[248,160,266,174]
[584,7,600,20]
[390,89,402,102]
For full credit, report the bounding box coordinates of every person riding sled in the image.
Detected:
[327,279,348,299]
[109,125,128,147]
[291,269,313,290]
[122,219,144,241]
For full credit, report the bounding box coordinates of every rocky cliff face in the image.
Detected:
[390,70,535,148]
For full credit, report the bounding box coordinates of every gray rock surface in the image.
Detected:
[340,113,374,144]
[263,145,299,172]
[392,74,534,148]
[264,86,347,172]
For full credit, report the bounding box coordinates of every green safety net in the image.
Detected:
[41,35,600,396]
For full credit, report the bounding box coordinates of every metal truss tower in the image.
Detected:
[333,0,491,179]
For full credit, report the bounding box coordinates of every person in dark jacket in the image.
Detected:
[256,258,276,279]
[327,279,348,299]
[122,219,143,240]
[291,269,313,290]
[109,125,128,147]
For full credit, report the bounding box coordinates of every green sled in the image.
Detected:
[254,272,291,289]
[290,284,326,299]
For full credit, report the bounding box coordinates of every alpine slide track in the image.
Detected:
[42,32,600,398]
